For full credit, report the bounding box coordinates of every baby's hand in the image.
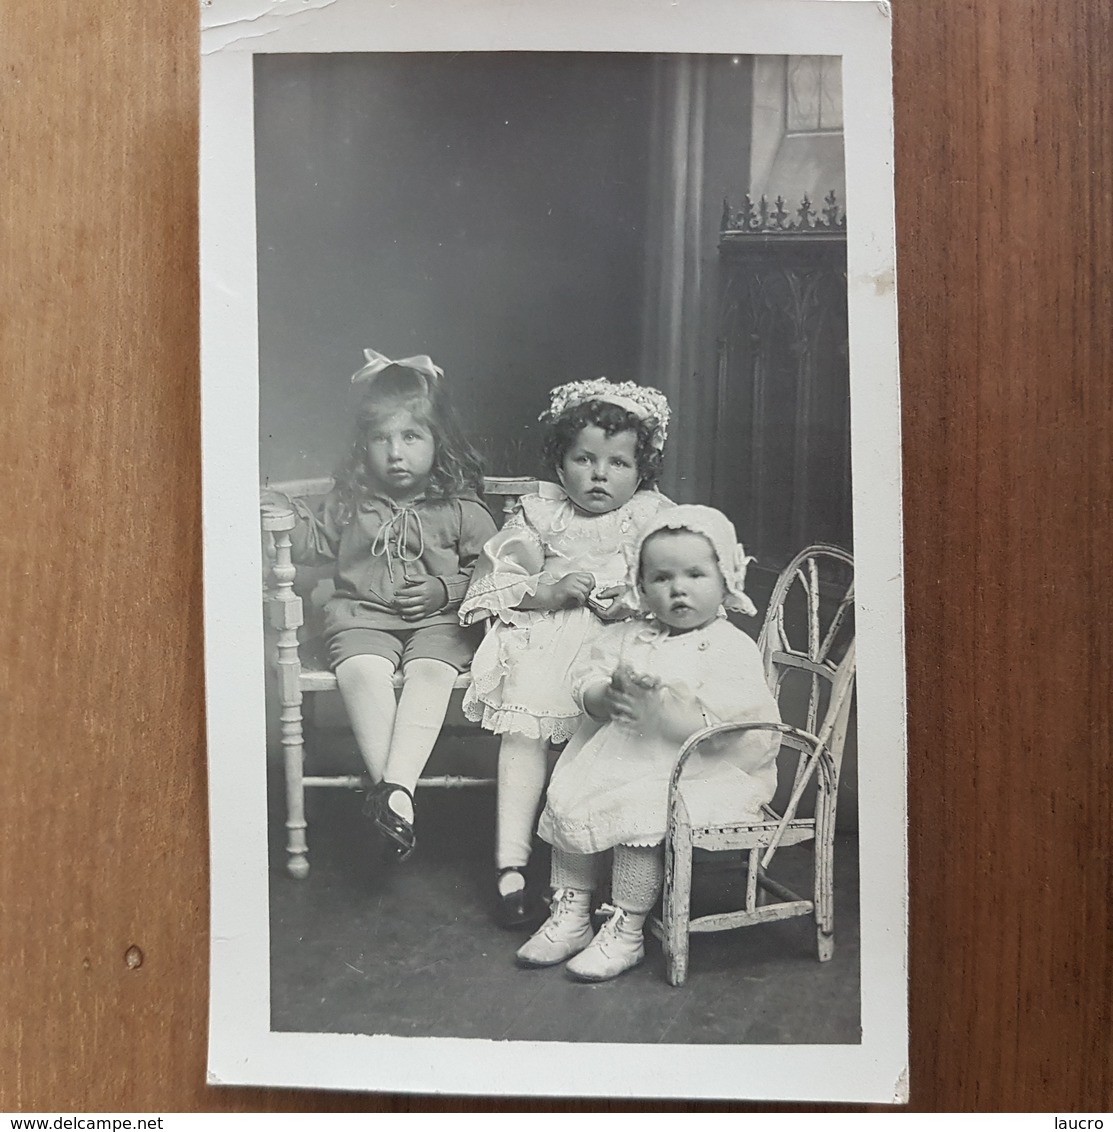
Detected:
[609,665,639,694]
[547,572,596,610]
[601,679,639,724]
[584,671,635,723]
[395,576,448,620]
[602,668,660,726]
[624,668,662,692]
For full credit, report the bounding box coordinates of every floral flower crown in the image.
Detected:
[538,378,671,451]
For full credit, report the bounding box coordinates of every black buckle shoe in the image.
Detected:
[365,782,416,863]
[495,866,541,930]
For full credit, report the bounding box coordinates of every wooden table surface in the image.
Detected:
[2,0,1111,1113]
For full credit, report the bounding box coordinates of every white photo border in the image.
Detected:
[200,0,907,1102]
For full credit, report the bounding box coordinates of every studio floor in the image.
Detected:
[268,748,862,1045]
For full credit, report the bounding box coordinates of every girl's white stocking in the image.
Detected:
[381,657,459,821]
[496,732,549,877]
[335,654,398,783]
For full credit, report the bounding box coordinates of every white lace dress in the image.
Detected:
[537,617,781,854]
[459,483,673,743]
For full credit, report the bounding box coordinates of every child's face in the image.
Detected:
[639,530,727,632]
[364,408,436,499]
[558,425,640,514]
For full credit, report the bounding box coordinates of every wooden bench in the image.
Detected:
[262,475,539,878]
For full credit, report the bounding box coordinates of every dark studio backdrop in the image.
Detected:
[255,51,851,576]
[254,51,858,824]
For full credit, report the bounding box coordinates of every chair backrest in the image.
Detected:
[665,639,856,859]
[758,545,855,788]
[264,475,538,523]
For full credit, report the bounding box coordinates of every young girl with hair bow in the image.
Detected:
[263,350,497,862]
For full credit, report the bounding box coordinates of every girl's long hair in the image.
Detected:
[333,365,485,524]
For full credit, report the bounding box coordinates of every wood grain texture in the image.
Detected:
[1,0,1110,1113]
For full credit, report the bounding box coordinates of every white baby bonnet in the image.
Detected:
[626,504,758,618]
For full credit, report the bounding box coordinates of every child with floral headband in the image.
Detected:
[263,350,497,863]
[515,505,781,982]
[459,378,674,928]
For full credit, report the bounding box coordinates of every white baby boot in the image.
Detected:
[515,888,595,968]
[565,904,646,982]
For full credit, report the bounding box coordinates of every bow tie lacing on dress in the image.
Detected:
[370,503,426,582]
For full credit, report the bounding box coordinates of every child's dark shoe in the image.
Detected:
[495,866,541,930]
[366,782,417,862]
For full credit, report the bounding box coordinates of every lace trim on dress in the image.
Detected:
[461,700,581,744]
[465,650,513,699]
[539,802,666,851]
[461,570,543,604]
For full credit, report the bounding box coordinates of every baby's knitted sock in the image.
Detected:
[611,843,665,915]
[551,847,601,895]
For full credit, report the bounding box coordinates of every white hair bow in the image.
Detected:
[351,348,444,386]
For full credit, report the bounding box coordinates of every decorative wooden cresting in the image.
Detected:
[712,190,851,573]
[721,189,847,237]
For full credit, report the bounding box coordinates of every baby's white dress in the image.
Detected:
[537,617,782,855]
[459,482,673,743]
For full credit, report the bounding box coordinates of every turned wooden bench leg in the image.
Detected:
[264,514,310,879]
[281,696,309,880]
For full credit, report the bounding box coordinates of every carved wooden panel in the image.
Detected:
[712,229,850,571]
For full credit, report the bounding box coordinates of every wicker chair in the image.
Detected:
[654,544,856,986]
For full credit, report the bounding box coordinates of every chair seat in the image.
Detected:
[263,475,533,881]
[690,818,816,853]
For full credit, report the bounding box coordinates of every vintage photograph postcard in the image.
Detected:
[200,0,907,1101]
